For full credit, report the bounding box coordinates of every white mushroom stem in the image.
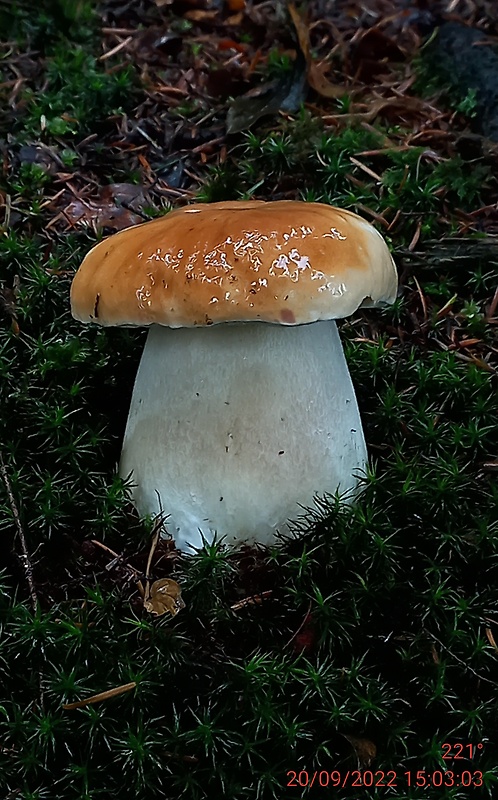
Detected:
[119,321,367,551]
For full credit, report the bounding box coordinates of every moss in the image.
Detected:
[1,3,497,798]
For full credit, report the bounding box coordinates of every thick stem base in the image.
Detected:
[120,321,367,550]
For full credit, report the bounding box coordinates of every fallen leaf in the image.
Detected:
[0,278,20,335]
[485,627,498,652]
[226,52,307,133]
[184,9,219,22]
[61,183,150,231]
[342,734,377,768]
[144,578,186,616]
[288,3,346,99]
[217,38,247,53]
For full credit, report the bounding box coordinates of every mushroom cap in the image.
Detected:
[70,200,397,327]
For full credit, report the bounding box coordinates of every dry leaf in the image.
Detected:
[342,734,377,768]
[0,279,20,335]
[184,9,219,22]
[226,54,307,133]
[144,578,185,616]
[62,184,150,231]
[485,627,498,652]
[288,3,346,99]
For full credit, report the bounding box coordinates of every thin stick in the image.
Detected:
[231,590,272,611]
[90,539,147,601]
[284,602,312,649]
[144,525,161,604]
[98,35,134,61]
[145,529,160,581]
[63,681,136,710]
[90,539,141,579]
[0,451,38,612]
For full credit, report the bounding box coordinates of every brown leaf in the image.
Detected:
[288,2,346,99]
[485,627,498,652]
[226,54,307,133]
[62,184,150,231]
[0,286,18,320]
[184,9,219,22]
[63,199,143,230]
[0,276,20,335]
[342,734,377,768]
[308,63,346,99]
[144,578,186,617]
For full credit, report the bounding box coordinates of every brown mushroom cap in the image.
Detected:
[70,200,397,327]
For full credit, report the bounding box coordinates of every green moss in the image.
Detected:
[17,48,135,141]
[1,4,497,799]
[197,114,490,245]
[0,0,97,49]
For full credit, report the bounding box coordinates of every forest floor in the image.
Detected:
[0,1,497,798]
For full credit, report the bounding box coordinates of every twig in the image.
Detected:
[412,275,428,323]
[90,539,141,579]
[98,35,133,61]
[486,285,498,321]
[284,602,312,649]
[0,451,44,709]
[90,539,148,603]
[62,681,136,710]
[144,523,161,605]
[231,590,272,611]
[0,451,38,612]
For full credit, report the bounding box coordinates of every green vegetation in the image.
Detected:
[0,0,97,47]
[1,2,497,798]
[198,115,489,241]
[19,48,134,140]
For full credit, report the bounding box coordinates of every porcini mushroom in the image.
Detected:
[71,201,397,550]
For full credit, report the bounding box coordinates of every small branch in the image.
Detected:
[144,522,161,605]
[0,451,38,612]
[90,539,147,602]
[98,35,133,62]
[90,539,141,579]
[62,681,136,710]
[231,590,273,611]
[284,601,312,649]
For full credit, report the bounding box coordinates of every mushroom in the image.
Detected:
[71,200,397,550]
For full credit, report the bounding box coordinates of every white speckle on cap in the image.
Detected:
[323,228,346,240]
